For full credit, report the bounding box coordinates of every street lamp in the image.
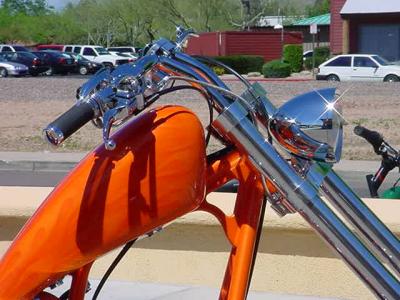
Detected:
[274,23,284,62]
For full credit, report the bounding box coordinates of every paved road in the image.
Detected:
[1,169,399,198]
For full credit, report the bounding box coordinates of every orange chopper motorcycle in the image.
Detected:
[0,28,399,299]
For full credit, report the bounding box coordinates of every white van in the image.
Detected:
[317,54,400,82]
[63,45,132,67]
[0,44,30,52]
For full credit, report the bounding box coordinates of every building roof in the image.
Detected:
[341,0,400,15]
[292,14,330,26]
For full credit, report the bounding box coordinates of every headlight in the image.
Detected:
[269,88,345,163]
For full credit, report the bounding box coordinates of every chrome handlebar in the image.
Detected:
[43,27,400,299]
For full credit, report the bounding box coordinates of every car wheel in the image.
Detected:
[327,74,340,82]
[45,67,54,76]
[0,67,8,78]
[384,74,399,82]
[79,66,88,75]
[103,62,113,68]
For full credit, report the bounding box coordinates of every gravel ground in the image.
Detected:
[0,76,399,160]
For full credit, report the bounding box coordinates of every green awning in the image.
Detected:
[292,14,330,26]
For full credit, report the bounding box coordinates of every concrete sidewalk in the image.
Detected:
[47,279,343,300]
[0,151,381,173]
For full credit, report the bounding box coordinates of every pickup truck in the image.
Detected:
[63,45,132,67]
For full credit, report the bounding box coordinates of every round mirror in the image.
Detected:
[269,88,344,163]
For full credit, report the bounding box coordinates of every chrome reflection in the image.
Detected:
[269,88,344,163]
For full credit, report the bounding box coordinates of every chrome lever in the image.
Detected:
[102,109,117,150]
[101,96,141,150]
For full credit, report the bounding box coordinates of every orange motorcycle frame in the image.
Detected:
[0,104,269,300]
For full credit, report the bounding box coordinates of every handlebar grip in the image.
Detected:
[354,125,383,154]
[44,101,95,146]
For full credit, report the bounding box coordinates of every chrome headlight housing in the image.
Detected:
[269,88,344,163]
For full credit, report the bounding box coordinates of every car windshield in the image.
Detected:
[70,53,90,62]
[13,46,29,51]
[19,52,38,59]
[95,47,110,55]
[372,55,390,66]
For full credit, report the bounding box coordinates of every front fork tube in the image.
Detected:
[322,170,400,277]
[211,100,400,299]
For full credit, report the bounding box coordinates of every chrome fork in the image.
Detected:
[211,100,400,299]
[322,169,400,277]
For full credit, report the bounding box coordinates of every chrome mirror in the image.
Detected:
[269,88,344,163]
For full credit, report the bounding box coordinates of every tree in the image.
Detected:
[1,0,53,16]
[305,0,330,17]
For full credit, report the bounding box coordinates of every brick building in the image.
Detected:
[185,31,303,62]
[330,0,400,61]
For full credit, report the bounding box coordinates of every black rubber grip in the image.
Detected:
[44,101,95,146]
[354,125,383,154]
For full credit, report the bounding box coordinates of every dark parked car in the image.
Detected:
[67,52,103,75]
[0,51,49,76]
[32,51,77,75]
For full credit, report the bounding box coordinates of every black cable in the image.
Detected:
[145,85,214,147]
[92,239,137,300]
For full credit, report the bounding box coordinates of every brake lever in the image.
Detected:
[102,98,141,150]
[102,109,117,150]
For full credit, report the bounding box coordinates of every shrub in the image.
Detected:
[262,60,291,78]
[212,66,225,75]
[315,46,330,58]
[283,44,303,73]
[213,55,264,74]
[304,56,329,70]
[304,46,330,70]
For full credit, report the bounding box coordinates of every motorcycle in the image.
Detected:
[0,27,400,299]
[354,126,400,199]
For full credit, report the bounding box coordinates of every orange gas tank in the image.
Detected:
[0,105,206,299]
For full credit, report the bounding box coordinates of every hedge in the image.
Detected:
[262,60,291,78]
[315,46,330,58]
[304,46,330,70]
[283,44,303,73]
[213,55,265,74]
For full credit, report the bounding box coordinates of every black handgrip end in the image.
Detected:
[353,125,364,136]
[353,125,383,154]
[44,101,95,146]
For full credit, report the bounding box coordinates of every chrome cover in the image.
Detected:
[269,88,344,163]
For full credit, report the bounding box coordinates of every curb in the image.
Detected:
[1,187,399,234]
[0,160,76,172]
[222,77,314,82]
[0,155,381,173]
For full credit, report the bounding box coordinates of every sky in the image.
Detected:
[47,0,78,10]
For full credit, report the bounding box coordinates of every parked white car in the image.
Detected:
[317,54,400,82]
[62,45,132,67]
